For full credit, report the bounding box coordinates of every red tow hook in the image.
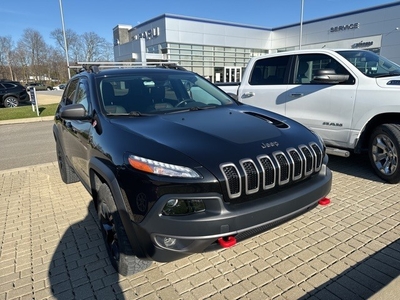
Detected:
[318,197,331,206]
[218,236,237,248]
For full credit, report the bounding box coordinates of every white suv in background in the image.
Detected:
[233,49,400,183]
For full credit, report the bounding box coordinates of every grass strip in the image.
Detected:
[0,103,58,121]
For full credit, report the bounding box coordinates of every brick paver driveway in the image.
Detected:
[0,154,399,299]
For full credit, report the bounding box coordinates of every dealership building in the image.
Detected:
[113,1,400,83]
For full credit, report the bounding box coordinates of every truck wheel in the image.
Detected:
[56,142,79,184]
[369,124,400,183]
[3,96,19,108]
[97,184,151,276]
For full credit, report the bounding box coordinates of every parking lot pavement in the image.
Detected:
[0,155,399,300]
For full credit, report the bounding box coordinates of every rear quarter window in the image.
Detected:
[249,56,290,85]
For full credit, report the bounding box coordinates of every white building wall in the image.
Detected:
[271,3,400,63]
[164,17,270,49]
[113,2,400,65]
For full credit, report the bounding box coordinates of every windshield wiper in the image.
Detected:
[189,105,217,111]
[129,111,145,116]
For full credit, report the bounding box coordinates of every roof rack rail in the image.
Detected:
[71,61,187,72]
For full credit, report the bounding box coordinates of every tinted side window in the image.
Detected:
[249,56,290,85]
[294,54,355,85]
[75,81,89,111]
[62,79,79,105]
[3,83,16,89]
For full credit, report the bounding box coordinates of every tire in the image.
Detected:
[97,184,151,276]
[369,124,400,183]
[56,141,79,184]
[3,96,19,108]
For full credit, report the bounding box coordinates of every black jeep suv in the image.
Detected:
[53,65,332,276]
[0,80,30,107]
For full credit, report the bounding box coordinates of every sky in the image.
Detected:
[0,0,396,47]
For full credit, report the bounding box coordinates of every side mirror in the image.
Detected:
[312,69,349,84]
[60,104,90,120]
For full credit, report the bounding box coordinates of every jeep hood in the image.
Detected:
[109,106,317,169]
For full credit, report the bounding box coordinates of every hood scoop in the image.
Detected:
[244,112,289,129]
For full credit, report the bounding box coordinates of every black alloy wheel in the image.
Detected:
[3,96,19,108]
[97,184,151,276]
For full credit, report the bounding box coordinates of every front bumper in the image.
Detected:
[136,164,332,262]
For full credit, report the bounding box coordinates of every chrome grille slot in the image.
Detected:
[310,143,323,171]
[220,142,324,200]
[300,145,314,176]
[220,163,241,199]
[240,159,259,195]
[274,151,290,185]
[287,148,303,180]
[257,155,276,190]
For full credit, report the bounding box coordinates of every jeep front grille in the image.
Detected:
[220,142,323,200]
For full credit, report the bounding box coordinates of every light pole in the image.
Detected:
[299,0,304,50]
[59,0,71,79]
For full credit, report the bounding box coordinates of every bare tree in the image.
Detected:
[0,36,14,80]
[81,32,111,62]
[19,29,48,81]
[50,28,81,63]
[47,47,69,83]
[2,27,114,83]
[12,43,30,82]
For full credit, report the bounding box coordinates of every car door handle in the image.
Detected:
[241,92,255,99]
[290,93,305,97]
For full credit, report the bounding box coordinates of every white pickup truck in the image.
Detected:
[218,49,400,183]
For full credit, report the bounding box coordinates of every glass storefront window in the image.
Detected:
[224,47,235,52]
[148,42,252,82]
[169,54,180,61]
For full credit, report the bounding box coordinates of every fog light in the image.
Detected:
[166,199,179,208]
[155,235,193,250]
[162,198,205,216]
[163,237,176,247]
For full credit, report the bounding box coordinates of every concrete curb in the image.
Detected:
[0,116,54,125]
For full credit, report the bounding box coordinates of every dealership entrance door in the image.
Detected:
[225,67,242,83]
[213,66,242,83]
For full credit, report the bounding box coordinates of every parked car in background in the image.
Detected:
[53,64,332,276]
[26,82,53,91]
[0,80,30,108]
[53,83,66,90]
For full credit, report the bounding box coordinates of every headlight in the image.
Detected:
[128,155,201,178]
